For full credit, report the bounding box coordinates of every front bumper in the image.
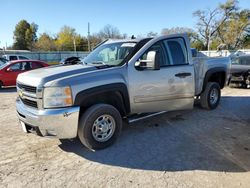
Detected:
[16,98,80,139]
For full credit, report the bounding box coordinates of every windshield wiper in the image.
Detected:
[90,61,107,66]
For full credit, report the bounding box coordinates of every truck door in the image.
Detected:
[128,36,195,113]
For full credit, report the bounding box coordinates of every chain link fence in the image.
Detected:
[200,49,250,57]
[0,50,90,65]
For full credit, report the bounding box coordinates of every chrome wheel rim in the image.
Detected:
[210,88,219,105]
[92,114,116,142]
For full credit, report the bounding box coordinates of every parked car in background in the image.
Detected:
[60,56,82,65]
[0,60,48,89]
[0,57,9,65]
[2,54,29,61]
[229,55,250,88]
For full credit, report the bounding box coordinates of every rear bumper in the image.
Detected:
[16,97,80,139]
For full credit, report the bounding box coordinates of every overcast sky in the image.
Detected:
[0,0,249,48]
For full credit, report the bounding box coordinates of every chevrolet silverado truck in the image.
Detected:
[16,34,230,150]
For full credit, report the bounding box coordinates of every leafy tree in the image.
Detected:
[191,40,206,50]
[55,26,85,51]
[217,9,250,49]
[13,20,38,50]
[242,34,250,48]
[193,0,238,50]
[34,33,57,51]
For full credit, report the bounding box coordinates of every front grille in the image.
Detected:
[21,98,38,108]
[17,83,37,93]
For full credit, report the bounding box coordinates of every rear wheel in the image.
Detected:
[0,81,3,89]
[200,82,221,110]
[78,104,122,150]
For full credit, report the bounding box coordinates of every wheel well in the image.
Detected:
[79,91,127,117]
[204,71,226,90]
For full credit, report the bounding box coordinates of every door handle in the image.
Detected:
[175,72,192,78]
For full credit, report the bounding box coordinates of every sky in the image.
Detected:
[0,0,249,48]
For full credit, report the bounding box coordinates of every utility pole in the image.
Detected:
[73,36,76,53]
[207,30,211,57]
[87,22,90,52]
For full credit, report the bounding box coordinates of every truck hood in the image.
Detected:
[17,64,97,87]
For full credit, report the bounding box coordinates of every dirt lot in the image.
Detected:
[0,87,249,188]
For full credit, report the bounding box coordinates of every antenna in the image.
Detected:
[88,22,90,52]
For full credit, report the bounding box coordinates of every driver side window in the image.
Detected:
[9,63,22,71]
[139,42,170,67]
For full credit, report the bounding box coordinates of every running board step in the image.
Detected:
[127,111,166,123]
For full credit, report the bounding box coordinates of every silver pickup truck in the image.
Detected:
[16,34,230,150]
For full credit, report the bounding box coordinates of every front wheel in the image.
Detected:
[78,104,122,150]
[200,82,221,110]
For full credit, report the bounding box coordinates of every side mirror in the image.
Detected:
[135,51,160,70]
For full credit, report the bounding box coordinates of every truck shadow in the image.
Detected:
[59,96,250,172]
[0,87,17,93]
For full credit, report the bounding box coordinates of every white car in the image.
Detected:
[2,54,29,61]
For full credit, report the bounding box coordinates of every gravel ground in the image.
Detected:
[0,87,249,188]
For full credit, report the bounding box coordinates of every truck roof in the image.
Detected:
[104,38,150,44]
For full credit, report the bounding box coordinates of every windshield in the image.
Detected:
[83,42,136,66]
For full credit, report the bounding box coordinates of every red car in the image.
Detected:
[0,60,48,88]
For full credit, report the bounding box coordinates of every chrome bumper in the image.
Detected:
[16,98,80,139]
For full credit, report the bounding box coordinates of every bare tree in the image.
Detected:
[161,27,203,48]
[193,0,238,50]
[147,31,158,37]
[98,24,122,39]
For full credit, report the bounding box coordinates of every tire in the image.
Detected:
[78,104,122,150]
[200,82,221,110]
[0,81,2,89]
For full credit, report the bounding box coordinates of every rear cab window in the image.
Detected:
[163,38,188,65]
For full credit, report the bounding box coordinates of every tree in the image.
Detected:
[13,20,38,50]
[98,24,122,39]
[55,26,84,51]
[88,34,103,51]
[161,27,193,35]
[34,33,57,51]
[217,9,250,49]
[242,34,250,48]
[147,31,158,37]
[193,0,238,50]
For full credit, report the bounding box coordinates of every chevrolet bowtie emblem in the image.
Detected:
[19,89,23,98]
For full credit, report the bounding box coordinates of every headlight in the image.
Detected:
[43,86,73,108]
